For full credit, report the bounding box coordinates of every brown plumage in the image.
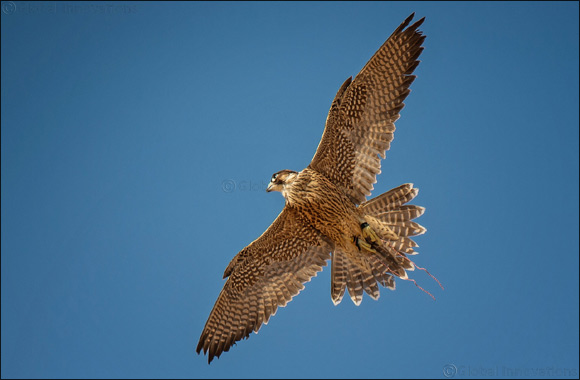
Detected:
[197,13,429,363]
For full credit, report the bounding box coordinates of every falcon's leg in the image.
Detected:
[361,221,398,241]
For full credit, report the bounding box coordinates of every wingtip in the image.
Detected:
[404,13,426,28]
[391,13,416,36]
[196,336,205,355]
[208,350,222,364]
[403,13,426,33]
[415,16,426,26]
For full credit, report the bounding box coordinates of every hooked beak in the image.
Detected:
[266,182,275,192]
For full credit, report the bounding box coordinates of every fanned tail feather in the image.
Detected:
[360,183,418,214]
[330,251,348,305]
[330,183,439,305]
[332,250,382,305]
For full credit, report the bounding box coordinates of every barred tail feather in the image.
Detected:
[387,221,426,238]
[374,205,425,223]
[345,259,364,305]
[360,183,418,214]
[331,249,392,306]
[330,251,348,305]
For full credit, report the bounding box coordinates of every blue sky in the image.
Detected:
[1,2,578,379]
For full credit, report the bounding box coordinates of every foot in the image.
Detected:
[361,222,381,243]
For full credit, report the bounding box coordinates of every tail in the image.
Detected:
[331,183,431,305]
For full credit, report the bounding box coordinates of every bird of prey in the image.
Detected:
[197,13,430,363]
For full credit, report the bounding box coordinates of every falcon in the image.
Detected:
[197,13,431,363]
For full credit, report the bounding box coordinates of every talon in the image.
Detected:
[361,222,381,244]
[353,236,377,253]
[353,236,360,250]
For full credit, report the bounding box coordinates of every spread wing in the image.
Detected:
[309,13,426,204]
[196,206,333,363]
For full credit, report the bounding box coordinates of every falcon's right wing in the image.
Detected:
[196,206,333,363]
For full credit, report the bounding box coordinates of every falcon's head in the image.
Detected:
[266,169,298,196]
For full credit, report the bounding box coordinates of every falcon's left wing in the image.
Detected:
[309,13,426,204]
[196,206,333,363]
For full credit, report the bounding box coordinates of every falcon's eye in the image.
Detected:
[272,174,278,182]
